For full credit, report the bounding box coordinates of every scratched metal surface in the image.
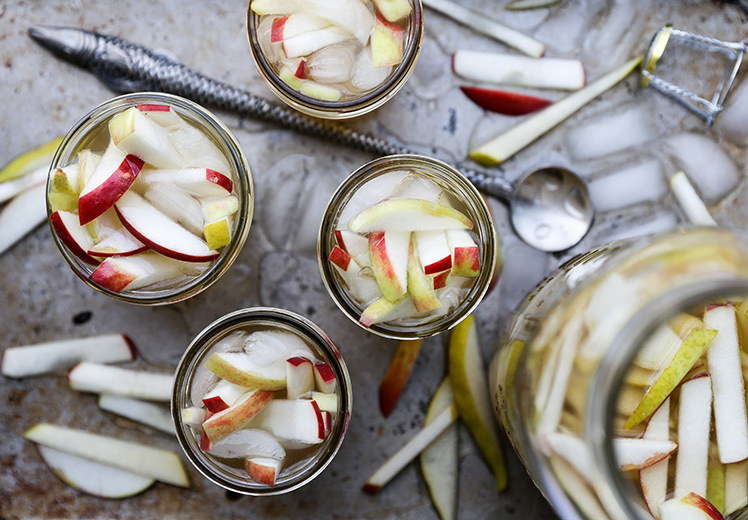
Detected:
[1,1,748,519]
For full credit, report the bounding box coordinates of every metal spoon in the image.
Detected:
[466,165,594,252]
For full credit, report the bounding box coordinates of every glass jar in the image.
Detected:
[47,92,253,305]
[245,0,424,119]
[493,228,748,520]
[318,154,498,340]
[172,307,352,496]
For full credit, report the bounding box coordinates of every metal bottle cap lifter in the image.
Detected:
[640,25,747,125]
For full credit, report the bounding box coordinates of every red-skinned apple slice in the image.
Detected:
[35,445,155,498]
[98,394,175,435]
[202,379,250,413]
[660,493,725,520]
[115,191,219,262]
[408,239,442,313]
[379,339,423,417]
[109,107,184,169]
[90,251,210,293]
[271,12,331,42]
[329,245,352,271]
[640,398,671,519]
[181,406,207,427]
[136,103,183,127]
[433,269,451,290]
[1,333,136,379]
[202,389,275,443]
[68,361,174,401]
[415,230,452,275]
[703,304,748,464]
[373,0,412,22]
[245,457,283,485]
[447,229,480,277]
[615,437,678,472]
[0,181,47,256]
[86,207,147,257]
[674,373,713,499]
[286,356,315,399]
[24,423,190,488]
[313,360,337,394]
[205,352,287,390]
[348,198,473,233]
[252,399,326,448]
[49,210,100,264]
[371,14,404,67]
[335,228,370,267]
[469,57,643,166]
[77,143,144,225]
[249,0,301,16]
[460,86,552,116]
[369,230,410,302]
[143,185,204,236]
[359,295,420,328]
[328,246,383,303]
[139,167,233,198]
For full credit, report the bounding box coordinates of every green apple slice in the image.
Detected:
[0,135,62,183]
[624,328,717,430]
[204,351,286,390]
[469,56,643,166]
[449,314,507,491]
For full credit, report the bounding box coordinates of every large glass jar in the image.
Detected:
[493,228,748,520]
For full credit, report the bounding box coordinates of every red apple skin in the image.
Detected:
[203,389,275,443]
[459,86,552,116]
[379,339,423,417]
[49,211,100,265]
[423,255,452,276]
[310,399,325,440]
[90,259,137,293]
[123,335,138,360]
[137,103,170,112]
[206,169,233,193]
[271,15,289,42]
[329,246,352,271]
[681,492,724,520]
[202,396,230,414]
[295,60,307,79]
[314,361,337,394]
[453,246,480,277]
[245,459,278,485]
[78,155,144,225]
[369,231,407,302]
[432,270,450,290]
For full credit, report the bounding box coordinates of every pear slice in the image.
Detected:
[624,328,717,430]
[725,460,748,515]
[378,339,423,417]
[640,398,671,519]
[420,377,459,520]
[449,314,507,491]
[674,374,713,499]
[0,135,62,183]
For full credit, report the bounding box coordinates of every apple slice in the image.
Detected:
[446,229,480,277]
[313,360,337,394]
[414,230,452,275]
[208,427,286,461]
[407,239,442,313]
[328,246,383,303]
[304,0,375,44]
[253,399,326,448]
[459,85,552,116]
[300,81,342,102]
[335,229,370,268]
[136,103,184,127]
[660,493,725,520]
[271,12,331,42]
[50,164,80,196]
[371,14,404,68]
[373,0,412,22]
[204,217,232,250]
[286,356,315,399]
[139,167,233,198]
[543,432,593,481]
[634,323,684,370]
[640,398,671,519]
[0,164,48,204]
[282,26,350,59]
[0,136,62,183]
[453,50,584,90]
[246,457,283,485]
[674,373,713,499]
[90,251,210,293]
[250,0,301,16]
[35,445,155,498]
[202,195,239,224]
[0,181,47,256]
[725,460,748,515]
[624,328,717,430]
[88,227,147,257]
[202,389,275,444]
[420,377,458,520]
[143,185,204,236]
[98,394,175,435]
[379,339,423,417]
[205,352,287,390]
[68,361,174,401]
[703,304,748,464]
[359,295,420,328]
[449,314,507,491]
[615,437,678,471]
[181,406,207,427]
[669,171,717,227]
[369,230,410,303]
[469,57,643,166]
[49,210,99,264]
[77,143,144,225]
[115,191,219,263]
[348,198,473,233]
[166,123,232,174]
[363,403,459,493]
[202,379,250,413]
[109,106,185,168]
[76,149,101,192]
[1,333,136,378]
[24,423,190,488]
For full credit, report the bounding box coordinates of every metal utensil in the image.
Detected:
[28,25,594,252]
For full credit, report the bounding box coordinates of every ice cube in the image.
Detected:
[715,77,748,146]
[338,169,411,226]
[595,210,679,244]
[306,41,361,84]
[390,173,442,202]
[408,38,454,100]
[257,15,284,63]
[292,172,340,256]
[581,0,651,70]
[533,0,603,55]
[588,159,667,212]
[496,240,551,312]
[302,0,375,45]
[350,44,392,91]
[168,125,231,174]
[565,106,656,161]
[662,133,740,204]
[259,154,312,250]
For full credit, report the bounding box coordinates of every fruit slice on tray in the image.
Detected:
[68,362,174,402]
[459,86,552,116]
[98,394,175,435]
[379,339,423,417]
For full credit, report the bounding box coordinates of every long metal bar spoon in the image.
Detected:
[27,25,593,252]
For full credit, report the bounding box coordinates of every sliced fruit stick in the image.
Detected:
[369,230,410,303]
[0,164,47,204]
[420,377,458,520]
[379,339,423,417]
[0,136,62,183]
[421,0,545,57]
[469,56,643,166]
[703,304,748,464]
[1,334,136,378]
[360,295,418,328]
[372,0,412,22]
[674,373,713,499]
[139,167,233,198]
[49,210,100,264]
[669,171,717,227]
[202,389,276,444]
[208,428,286,461]
[453,50,585,91]
[286,356,314,400]
[24,423,190,488]
[246,456,283,485]
[505,0,561,9]
[299,391,338,413]
[313,360,337,394]
[90,252,210,293]
[348,198,473,233]
[363,403,459,493]
[334,228,370,267]
[98,394,175,435]
[180,406,207,427]
[447,229,480,277]
[0,181,47,257]
[68,361,174,401]
[660,492,725,520]
[548,454,610,520]
[615,437,677,472]
[252,399,326,448]
[205,351,286,390]
[707,458,726,516]
[408,239,442,313]
[724,460,748,515]
[449,314,507,491]
[640,398,671,519]
[624,328,717,430]
[109,106,184,169]
[543,432,594,482]
[36,445,155,498]
[634,323,683,370]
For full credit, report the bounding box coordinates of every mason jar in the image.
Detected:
[47,92,253,305]
[246,0,424,119]
[493,227,748,520]
[318,154,498,340]
[172,307,352,495]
